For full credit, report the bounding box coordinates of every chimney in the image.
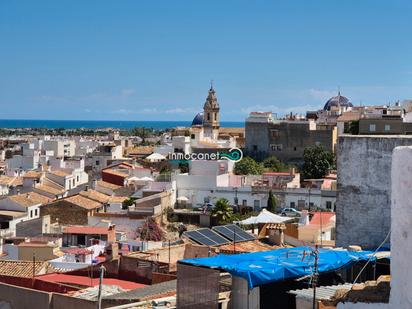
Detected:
[85,185,89,192]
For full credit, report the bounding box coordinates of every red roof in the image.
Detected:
[63,226,112,235]
[310,212,335,226]
[36,274,146,290]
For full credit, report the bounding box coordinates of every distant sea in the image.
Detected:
[0,119,244,130]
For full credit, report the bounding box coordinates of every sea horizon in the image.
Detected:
[0,119,245,130]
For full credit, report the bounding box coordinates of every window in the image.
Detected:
[369,124,376,132]
[96,160,100,166]
[242,199,247,206]
[35,209,38,216]
[384,124,391,131]
[77,176,79,182]
[271,130,279,137]
[30,210,33,218]
[204,197,210,203]
[290,202,295,208]
[254,200,261,211]
[326,201,332,210]
[207,113,210,121]
[270,144,282,151]
[191,134,195,139]
[253,145,258,151]
[293,147,297,151]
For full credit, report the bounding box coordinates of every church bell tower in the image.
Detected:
[203,82,220,139]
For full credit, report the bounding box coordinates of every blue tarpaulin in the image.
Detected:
[180,246,378,288]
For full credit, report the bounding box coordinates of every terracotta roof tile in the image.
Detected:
[79,189,111,204]
[0,176,23,186]
[23,171,43,178]
[49,170,71,177]
[8,192,51,207]
[103,169,129,178]
[63,225,113,235]
[36,185,65,195]
[0,260,49,277]
[64,195,102,210]
[96,180,122,190]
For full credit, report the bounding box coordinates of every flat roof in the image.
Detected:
[36,274,146,290]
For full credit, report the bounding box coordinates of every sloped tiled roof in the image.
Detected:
[36,185,65,195]
[102,169,129,178]
[64,195,102,210]
[23,171,43,178]
[310,212,336,226]
[79,189,111,204]
[8,192,51,207]
[49,170,71,177]
[96,180,122,190]
[26,192,51,205]
[0,260,49,277]
[0,176,23,186]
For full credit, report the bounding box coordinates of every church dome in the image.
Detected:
[191,112,204,126]
[323,93,353,111]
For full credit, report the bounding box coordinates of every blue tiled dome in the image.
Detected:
[191,112,204,126]
[323,93,353,111]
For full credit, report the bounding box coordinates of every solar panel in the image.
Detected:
[183,228,231,246]
[212,224,256,242]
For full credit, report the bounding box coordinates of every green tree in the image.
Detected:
[122,197,136,210]
[211,198,233,224]
[302,145,335,179]
[267,190,278,213]
[262,156,285,172]
[130,127,154,143]
[234,157,263,175]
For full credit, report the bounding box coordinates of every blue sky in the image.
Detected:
[0,0,411,121]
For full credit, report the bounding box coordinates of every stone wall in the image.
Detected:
[336,135,412,249]
[245,121,335,163]
[40,200,89,225]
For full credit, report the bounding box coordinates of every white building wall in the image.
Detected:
[337,146,412,309]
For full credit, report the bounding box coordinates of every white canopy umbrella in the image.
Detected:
[145,152,167,162]
[177,196,189,202]
[237,216,258,225]
[238,209,292,225]
[138,176,154,182]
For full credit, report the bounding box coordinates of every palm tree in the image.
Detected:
[211,198,233,224]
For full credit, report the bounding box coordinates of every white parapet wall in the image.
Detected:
[338,145,412,309]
